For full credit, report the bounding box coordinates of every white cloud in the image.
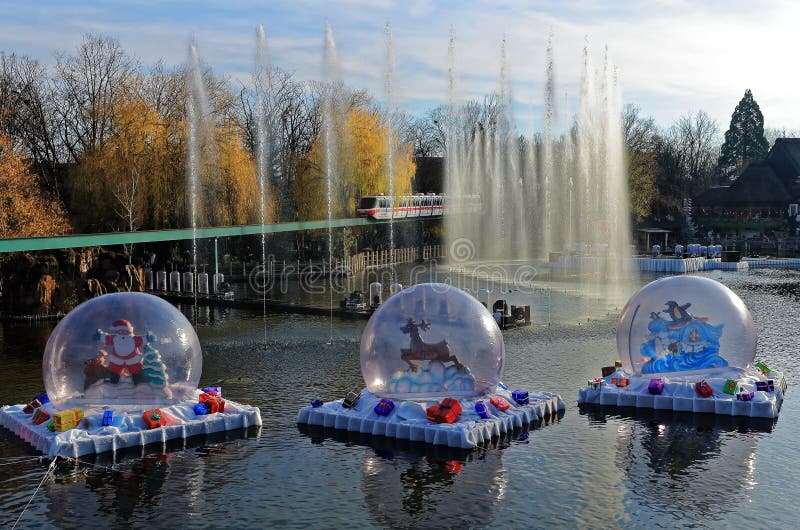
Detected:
[1,0,798,130]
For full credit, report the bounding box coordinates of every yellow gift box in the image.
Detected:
[53,408,85,432]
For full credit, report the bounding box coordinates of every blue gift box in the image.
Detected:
[648,378,664,395]
[34,392,50,405]
[202,387,222,396]
[102,410,113,426]
[194,402,210,415]
[755,380,775,392]
[311,398,324,408]
[374,399,395,416]
[497,381,508,390]
[474,400,491,419]
[511,390,529,405]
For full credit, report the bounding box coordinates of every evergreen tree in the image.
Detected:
[716,89,769,183]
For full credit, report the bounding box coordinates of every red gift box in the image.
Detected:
[32,408,50,425]
[199,392,226,413]
[490,396,511,412]
[426,398,462,423]
[142,408,174,429]
[611,377,630,387]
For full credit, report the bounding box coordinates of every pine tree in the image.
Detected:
[716,89,769,183]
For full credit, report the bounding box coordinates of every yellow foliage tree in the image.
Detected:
[0,133,71,237]
[70,95,185,231]
[295,105,415,221]
[209,119,269,226]
[70,93,270,232]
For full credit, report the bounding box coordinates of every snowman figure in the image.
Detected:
[95,319,152,385]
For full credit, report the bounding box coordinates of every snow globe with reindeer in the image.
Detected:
[298,283,564,449]
[0,292,262,458]
[579,276,787,418]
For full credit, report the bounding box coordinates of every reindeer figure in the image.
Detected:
[400,317,462,372]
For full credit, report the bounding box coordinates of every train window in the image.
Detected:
[358,197,378,210]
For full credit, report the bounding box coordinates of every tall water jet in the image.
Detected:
[384,21,396,271]
[322,21,341,342]
[255,23,270,343]
[186,38,211,288]
[541,32,557,258]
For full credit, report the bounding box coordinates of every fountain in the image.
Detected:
[323,21,342,342]
[186,38,212,300]
[444,34,634,306]
[256,24,270,343]
[385,22,396,273]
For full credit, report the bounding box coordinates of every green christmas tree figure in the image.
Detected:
[141,345,172,399]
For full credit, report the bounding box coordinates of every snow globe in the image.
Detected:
[579,276,787,418]
[0,291,262,459]
[298,283,565,449]
[360,283,504,400]
[42,292,202,407]
[617,276,756,375]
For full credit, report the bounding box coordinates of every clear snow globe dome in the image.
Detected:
[42,292,202,407]
[360,283,504,400]
[617,276,756,376]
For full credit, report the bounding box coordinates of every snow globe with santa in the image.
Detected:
[0,292,261,458]
[298,283,565,449]
[579,276,787,417]
[43,292,201,407]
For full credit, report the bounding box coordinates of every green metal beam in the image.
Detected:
[0,216,438,253]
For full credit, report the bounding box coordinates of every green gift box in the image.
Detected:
[755,362,771,375]
[723,379,738,395]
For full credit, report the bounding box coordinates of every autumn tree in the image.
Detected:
[0,132,70,238]
[294,104,415,222]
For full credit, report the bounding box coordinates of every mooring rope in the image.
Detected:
[11,457,57,529]
[0,456,43,467]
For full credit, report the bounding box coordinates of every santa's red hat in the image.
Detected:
[111,319,134,334]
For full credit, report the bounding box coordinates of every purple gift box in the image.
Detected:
[648,378,664,395]
[511,390,529,405]
[736,390,755,401]
[373,399,395,416]
[475,400,491,419]
[755,380,775,392]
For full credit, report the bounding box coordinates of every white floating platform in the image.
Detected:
[743,258,800,269]
[578,368,786,418]
[296,388,565,449]
[704,259,750,271]
[0,393,262,459]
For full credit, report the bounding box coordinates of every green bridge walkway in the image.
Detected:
[0,216,435,253]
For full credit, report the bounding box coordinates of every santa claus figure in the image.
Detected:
[101,319,146,384]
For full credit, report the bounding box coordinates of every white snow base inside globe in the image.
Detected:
[0,391,262,458]
[296,387,565,449]
[577,367,787,418]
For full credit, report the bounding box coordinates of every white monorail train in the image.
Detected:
[356,193,481,220]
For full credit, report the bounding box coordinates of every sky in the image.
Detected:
[3,0,799,133]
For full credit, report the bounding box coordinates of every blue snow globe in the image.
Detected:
[360,283,504,400]
[42,292,203,407]
[617,276,756,376]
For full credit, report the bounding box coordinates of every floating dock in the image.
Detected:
[297,388,565,449]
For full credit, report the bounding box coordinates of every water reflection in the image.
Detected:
[298,417,562,530]
[42,426,260,527]
[580,405,772,519]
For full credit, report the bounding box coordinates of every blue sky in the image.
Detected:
[3,0,799,131]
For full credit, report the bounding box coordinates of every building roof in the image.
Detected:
[721,160,789,206]
[768,138,800,193]
[694,186,731,207]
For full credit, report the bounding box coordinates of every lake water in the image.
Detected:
[1,268,798,528]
